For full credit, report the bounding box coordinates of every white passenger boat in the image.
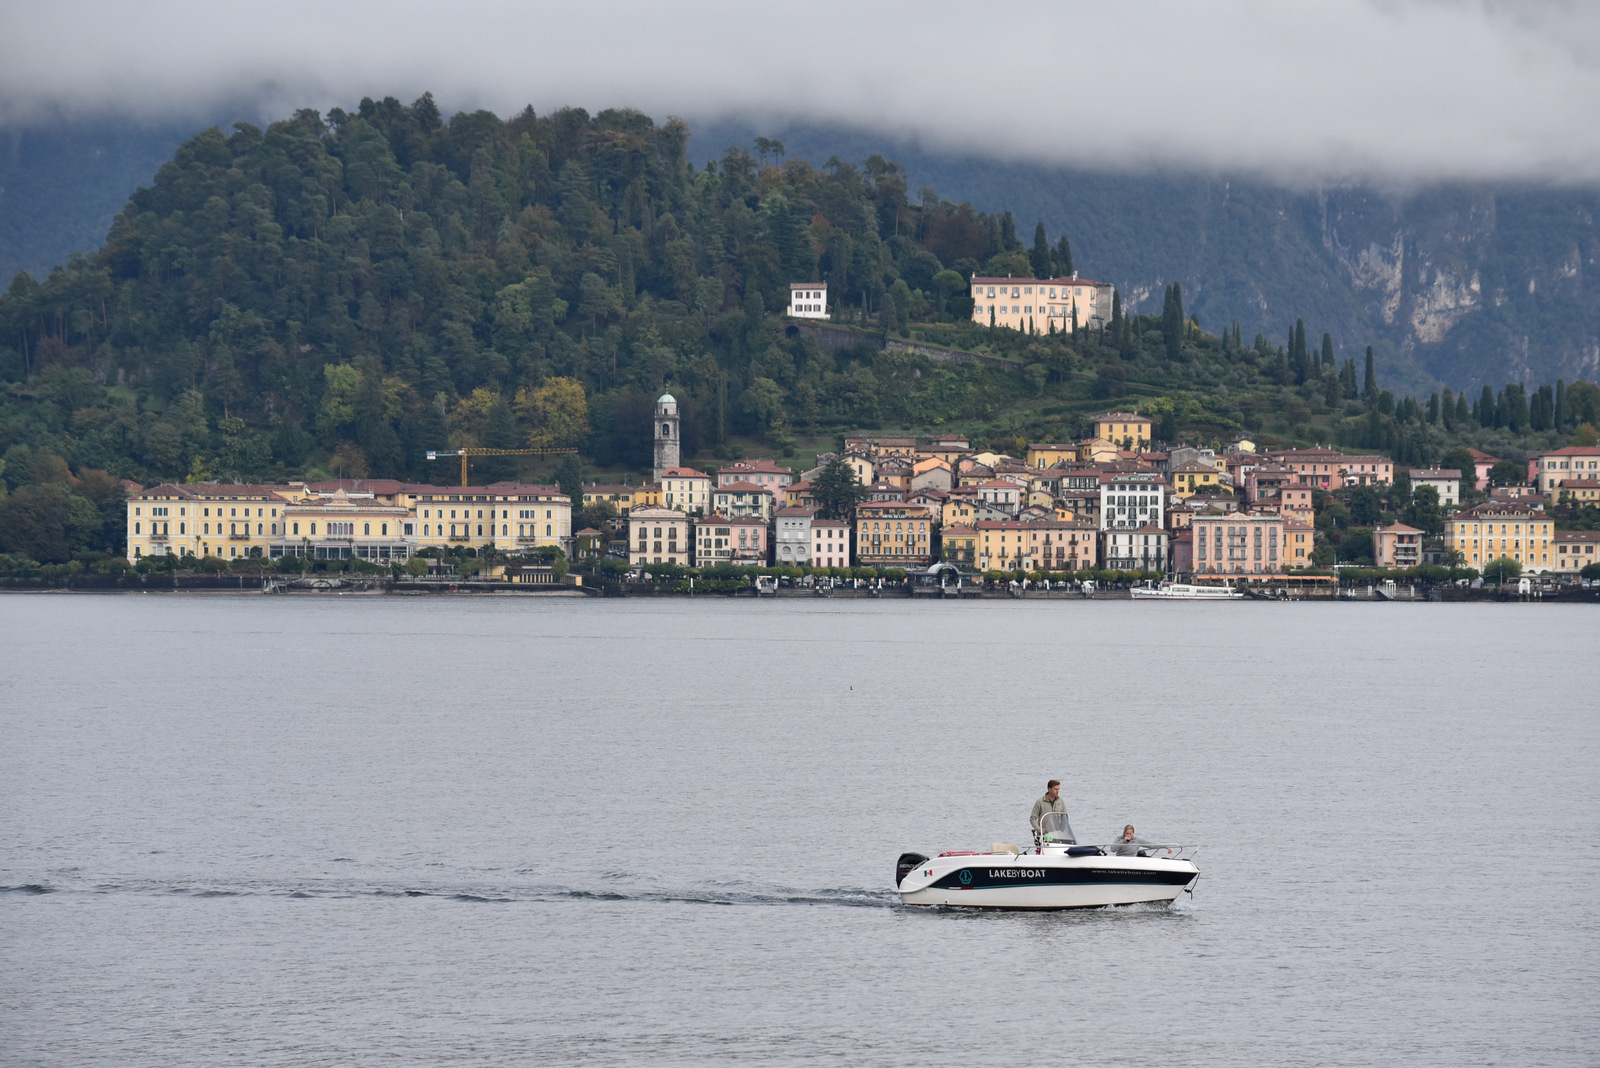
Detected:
[1130,580,1242,599]
[895,813,1200,910]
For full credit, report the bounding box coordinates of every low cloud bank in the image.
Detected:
[4,0,1599,183]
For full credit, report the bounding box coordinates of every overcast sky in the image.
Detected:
[3,0,1599,184]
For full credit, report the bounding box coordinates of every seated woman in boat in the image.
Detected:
[1108,824,1152,856]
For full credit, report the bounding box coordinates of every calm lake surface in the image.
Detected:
[2,594,1597,1065]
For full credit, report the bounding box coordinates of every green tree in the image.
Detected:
[931,269,966,317]
[1488,459,1523,486]
[1485,555,1522,584]
[553,453,582,502]
[811,456,867,521]
[1405,484,1444,536]
[1346,485,1383,526]
[1053,236,1073,277]
[0,484,71,563]
[1162,283,1185,360]
[1029,222,1052,279]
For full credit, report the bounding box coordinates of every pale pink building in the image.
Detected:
[716,459,794,496]
[811,519,851,569]
[727,515,769,566]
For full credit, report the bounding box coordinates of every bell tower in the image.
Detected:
[653,392,679,482]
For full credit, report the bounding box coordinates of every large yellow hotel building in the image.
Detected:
[125,480,571,564]
[970,275,1114,334]
[1443,502,1553,573]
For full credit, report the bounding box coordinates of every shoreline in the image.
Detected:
[1,579,1592,604]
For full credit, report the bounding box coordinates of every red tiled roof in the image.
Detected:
[971,275,1106,287]
[720,459,794,474]
[304,478,405,494]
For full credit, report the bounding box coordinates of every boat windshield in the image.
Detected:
[1038,811,1077,845]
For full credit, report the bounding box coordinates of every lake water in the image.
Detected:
[2,594,1597,1065]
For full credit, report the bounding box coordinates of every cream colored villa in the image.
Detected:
[125,481,571,563]
[1443,502,1554,573]
[970,275,1113,334]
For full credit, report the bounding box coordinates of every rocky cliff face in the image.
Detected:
[1318,186,1600,390]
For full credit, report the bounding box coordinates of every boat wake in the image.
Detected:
[1,878,899,910]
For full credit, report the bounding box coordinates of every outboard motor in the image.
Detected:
[896,852,930,887]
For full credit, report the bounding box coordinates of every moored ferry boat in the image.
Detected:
[1130,580,1243,600]
[895,813,1200,910]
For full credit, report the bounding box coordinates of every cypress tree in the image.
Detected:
[1054,236,1074,277]
[1441,387,1455,429]
[1531,384,1553,431]
[1363,347,1377,400]
[1321,332,1334,375]
[1456,392,1470,426]
[1293,320,1308,383]
[1163,284,1184,360]
[1479,385,1496,427]
[1427,392,1440,424]
[1505,383,1528,432]
[1029,222,1052,279]
[999,212,1020,250]
[1340,358,1358,399]
[1555,379,1567,427]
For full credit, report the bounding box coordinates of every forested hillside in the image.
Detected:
[2,96,1597,553]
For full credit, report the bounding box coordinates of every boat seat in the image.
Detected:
[1066,845,1106,857]
[990,843,1020,854]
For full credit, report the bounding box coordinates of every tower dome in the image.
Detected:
[658,392,676,404]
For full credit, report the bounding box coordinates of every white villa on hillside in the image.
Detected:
[788,282,828,319]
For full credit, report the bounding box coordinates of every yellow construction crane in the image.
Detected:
[426,447,577,486]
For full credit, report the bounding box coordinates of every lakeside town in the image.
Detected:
[118,390,1600,592]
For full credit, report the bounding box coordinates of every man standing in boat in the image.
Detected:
[1030,779,1067,849]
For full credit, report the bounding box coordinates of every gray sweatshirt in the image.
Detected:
[1029,795,1067,831]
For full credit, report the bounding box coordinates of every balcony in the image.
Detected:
[229,532,251,539]
[448,534,470,541]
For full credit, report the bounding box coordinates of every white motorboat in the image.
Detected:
[1130,580,1243,600]
[895,813,1200,910]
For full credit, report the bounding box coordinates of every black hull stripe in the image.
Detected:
[932,867,1195,890]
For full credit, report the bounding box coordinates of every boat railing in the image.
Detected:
[1099,842,1201,862]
